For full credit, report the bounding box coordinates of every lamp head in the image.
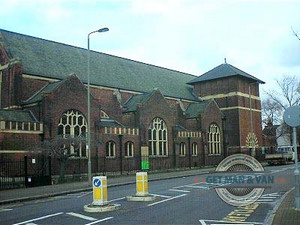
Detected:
[97,27,109,33]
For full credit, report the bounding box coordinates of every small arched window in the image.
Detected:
[106,141,116,157]
[125,141,134,157]
[192,142,198,156]
[179,142,186,156]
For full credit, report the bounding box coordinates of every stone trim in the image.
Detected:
[201,91,261,101]
[0,120,43,133]
[220,106,261,112]
[104,127,139,135]
[177,131,201,138]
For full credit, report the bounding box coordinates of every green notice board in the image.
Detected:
[141,146,149,170]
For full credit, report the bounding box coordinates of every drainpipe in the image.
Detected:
[202,132,206,166]
[188,137,191,168]
[222,116,227,158]
[119,134,123,175]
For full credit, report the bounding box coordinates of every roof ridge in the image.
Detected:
[225,63,248,75]
[226,63,263,81]
[106,53,198,78]
[224,63,239,75]
[0,28,197,79]
[0,28,90,54]
[22,80,61,104]
[187,62,265,84]
[22,83,49,103]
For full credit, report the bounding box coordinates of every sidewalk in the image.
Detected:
[0,167,212,205]
[272,189,300,225]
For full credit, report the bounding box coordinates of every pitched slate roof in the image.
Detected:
[23,81,61,104]
[187,63,265,84]
[173,124,188,131]
[98,119,124,128]
[0,29,198,101]
[0,109,38,122]
[123,92,153,112]
[185,101,210,119]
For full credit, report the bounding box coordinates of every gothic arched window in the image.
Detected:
[148,117,168,156]
[58,110,87,157]
[208,124,221,155]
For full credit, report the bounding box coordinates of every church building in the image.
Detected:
[0,29,264,174]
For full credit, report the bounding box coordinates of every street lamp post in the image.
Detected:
[283,106,300,209]
[87,27,109,184]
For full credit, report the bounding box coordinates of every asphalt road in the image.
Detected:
[0,164,297,225]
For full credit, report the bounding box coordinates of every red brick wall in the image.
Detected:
[0,132,41,153]
[200,101,224,165]
[1,66,226,170]
[22,77,49,102]
[0,63,23,108]
[192,76,263,152]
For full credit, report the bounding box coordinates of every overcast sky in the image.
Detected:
[0,0,299,99]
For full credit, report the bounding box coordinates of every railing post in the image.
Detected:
[24,155,28,187]
[48,155,52,185]
[188,137,191,169]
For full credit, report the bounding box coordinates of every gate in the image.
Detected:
[24,155,52,188]
[0,158,24,190]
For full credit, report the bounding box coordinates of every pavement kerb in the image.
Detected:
[0,169,213,206]
[264,187,294,225]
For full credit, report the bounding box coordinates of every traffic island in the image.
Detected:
[84,176,120,213]
[126,195,156,202]
[84,203,120,213]
[126,172,156,202]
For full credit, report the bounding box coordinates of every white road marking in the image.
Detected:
[66,212,97,221]
[185,185,210,189]
[256,199,275,202]
[13,212,64,225]
[172,183,197,188]
[147,194,187,207]
[255,192,281,203]
[259,196,278,199]
[150,193,172,198]
[169,189,191,193]
[0,208,13,212]
[85,217,114,225]
[76,191,92,198]
[172,185,188,189]
[199,219,263,224]
[262,193,280,197]
[107,197,125,203]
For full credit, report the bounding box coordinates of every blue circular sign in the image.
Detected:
[283,106,300,127]
[93,178,101,187]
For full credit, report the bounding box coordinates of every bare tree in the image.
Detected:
[261,98,283,125]
[263,75,300,145]
[264,75,300,112]
[292,27,300,41]
[42,135,86,182]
